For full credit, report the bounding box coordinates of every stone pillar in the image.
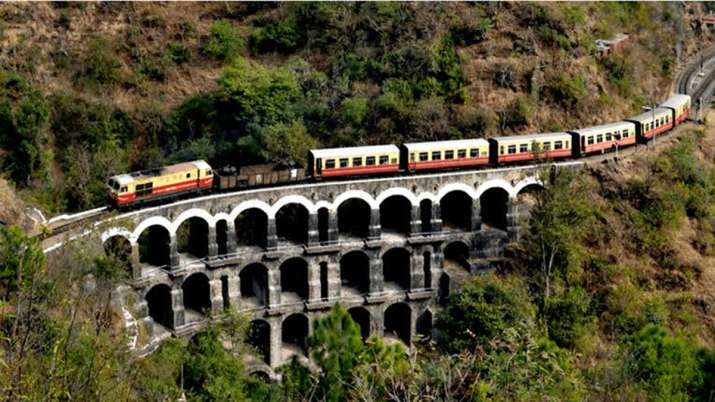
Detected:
[430,251,442,290]
[409,204,421,235]
[471,201,482,232]
[327,261,340,299]
[307,263,321,302]
[327,210,338,242]
[268,316,282,368]
[225,220,238,255]
[209,278,223,314]
[368,257,384,294]
[369,305,383,337]
[368,208,381,239]
[431,203,442,233]
[171,287,185,329]
[267,266,281,307]
[208,224,219,259]
[169,234,180,269]
[266,217,278,249]
[307,212,319,246]
[506,197,519,240]
[226,274,240,308]
[410,253,423,290]
[130,243,141,279]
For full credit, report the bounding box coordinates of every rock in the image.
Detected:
[0,178,37,232]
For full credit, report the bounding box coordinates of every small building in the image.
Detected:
[595,33,629,58]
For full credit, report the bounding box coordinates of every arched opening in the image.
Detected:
[318,207,330,243]
[279,257,309,303]
[416,310,433,339]
[320,262,328,300]
[517,184,543,218]
[276,203,309,244]
[221,275,229,310]
[440,190,473,231]
[248,319,271,364]
[480,187,509,230]
[420,199,432,233]
[438,273,451,305]
[444,241,471,274]
[104,235,132,277]
[216,219,228,255]
[379,195,412,235]
[282,313,309,357]
[384,302,411,345]
[348,306,371,340]
[340,250,370,296]
[182,273,211,319]
[337,198,371,239]
[235,208,268,248]
[240,263,269,308]
[138,225,171,267]
[382,247,411,292]
[423,251,432,289]
[176,217,209,260]
[146,284,173,329]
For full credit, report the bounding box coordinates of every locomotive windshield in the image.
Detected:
[107,179,119,191]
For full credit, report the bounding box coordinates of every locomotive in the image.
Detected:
[107,94,690,209]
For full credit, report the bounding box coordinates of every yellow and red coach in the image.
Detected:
[402,139,490,172]
[660,94,691,125]
[308,145,400,178]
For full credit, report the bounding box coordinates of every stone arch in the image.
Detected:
[275,203,309,244]
[103,235,132,277]
[229,200,272,222]
[480,187,510,230]
[375,187,418,207]
[436,183,477,202]
[234,208,268,248]
[348,306,371,340]
[175,216,210,260]
[416,309,433,338]
[384,302,411,345]
[145,283,173,329]
[475,178,515,199]
[248,319,271,364]
[240,263,269,307]
[332,190,377,212]
[270,194,316,217]
[101,227,132,244]
[513,176,543,195]
[340,250,370,296]
[182,272,211,317]
[137,224,171,267]
[382,247,411,291]
[440,189,473,231]
[279,257,309,303]
[444,241,471,273]
[379,195,412,235]
[516,180,544,217]
[132,216,172,244]
[171,208,215,233]
[337,197,371,239]
[282,313,309,356]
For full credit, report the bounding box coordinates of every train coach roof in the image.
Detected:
[626,107,672,123]
[570,121,635,136]
[659,94,691,108]
[403,138,489,150]
[309,145,399,158]
[110,160,211,184]
[491,132,570,142]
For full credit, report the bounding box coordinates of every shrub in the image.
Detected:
[81,36,122,86]
[139,55,171,82]
[498,96,532,130]
[340,96,370,126]
[545,286,593,348]
[204,20,243,61]
[601,54,633,96]
[541,73,587,108]
[250,17,302,54]
[167,43,191,64]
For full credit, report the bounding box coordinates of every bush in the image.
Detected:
[541,73,587,108]
[204,20,243,61]
[250,17,302,54]
[167,43,191,64]
[545,286,593,348]
[139,55,171,82]
[601,54,633,96]
[81,36,122,86]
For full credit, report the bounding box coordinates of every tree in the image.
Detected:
[0,226,45,300]
[261,121,318,166]
[184,328,247,401]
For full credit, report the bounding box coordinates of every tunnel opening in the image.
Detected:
[420,199,432,233]
[248,319,271,364]
[318,207,330,243]
[340,250,370,296]
[380,195,411,235]
[182,273,211,318]
[444,241,471,274]
[138,225,171,267]
[348,307,371,340]
[240,263,269,307]
[382,247,411,292]
[276,203,309,245]
[440,190,473,231]
[146,284,173,330]
[235,209,268,248]
[480,187,509,231]
[384,302,411,345]
[280,257,309,303]
[416,310,433,339]
[337,198,370,239]
[216,219,228,255]
[423,251,432,289]
[176,217,209,260]
[282,313,309,357]
[104,235,132,277]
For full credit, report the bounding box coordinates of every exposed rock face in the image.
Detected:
[0,178,35,232]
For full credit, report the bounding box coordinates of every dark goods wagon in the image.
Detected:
[215,163,306,190]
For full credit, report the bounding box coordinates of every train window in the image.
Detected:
[508,145,516,154]
[206,169,212,176]
[391,158,398,164]
[353,157,363,167]
[120,186,127,193]
[470,149,479,157]
[379,155,389,165]
[606,133,612,141]
[409,153,415,162]
[543,142,551,151]
[458,149,466,158]
[367,156,376,165]
[340,158,349,168]
[660,117,665,125]
[623,129,629,137]
[588,137,594,145]
[445,150,454,159]
[519,144,528,153]
[432,151,441,160]
[419,152,428,161]
[596,134,603,143]
[326,159,335,169]
[554,141,563,150]
[186,173,191,178]
[499,146,505,155]
[482,151,488,157]
[136,182,153,197]
[565,141,569,148]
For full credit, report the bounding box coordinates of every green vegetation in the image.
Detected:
[204,20,244,61]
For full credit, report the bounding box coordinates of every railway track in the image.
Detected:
[40,44,715,249]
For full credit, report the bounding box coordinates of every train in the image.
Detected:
[107,94,691,209]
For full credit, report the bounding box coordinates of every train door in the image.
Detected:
[316,158,322,176]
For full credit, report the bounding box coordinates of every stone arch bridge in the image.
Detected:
[90,163,553,374]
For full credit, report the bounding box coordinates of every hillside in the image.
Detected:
[0,2,710,215]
